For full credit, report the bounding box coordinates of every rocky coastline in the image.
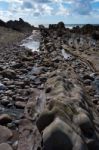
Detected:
[0,20,99,150]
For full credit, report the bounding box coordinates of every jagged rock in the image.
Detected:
[49,22,65,30]
[6,18,34,32]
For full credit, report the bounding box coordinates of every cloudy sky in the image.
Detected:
[0,0,99,26]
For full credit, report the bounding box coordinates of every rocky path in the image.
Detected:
[0,25,99,150]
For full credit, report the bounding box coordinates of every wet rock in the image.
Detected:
[0,143,13,150]
[0,83,6,91]
[0,125,13,143]
[0,114,12,125]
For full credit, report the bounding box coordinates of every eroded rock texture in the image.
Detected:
[36,70,99,150]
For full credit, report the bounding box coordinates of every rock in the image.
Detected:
[83,79,92,85]
[0,114,12,125]
[82,74,94,81]
[36,110,55,133]
[45,87,52,93]
[1,99,10,106]
[93,77,99,95]
[73,113,94,138]
[1,69,16,79]
[0,143,13,150]
[6,18,34,33]
[17,119,40,150]
[0,125,13,143]
[0,66,3,71]
[15,101,26,109]
[57,22,65,29]
[0,19,6,27]
[11,62,23,69]
[0,83,6,91]
[42,117,87,150]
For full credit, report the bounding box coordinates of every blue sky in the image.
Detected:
[0,0,99,25]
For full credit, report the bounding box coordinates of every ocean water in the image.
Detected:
[42,24,99,29]
[20,35,40,51]
[65,24,83,29]
[41,24,83,29]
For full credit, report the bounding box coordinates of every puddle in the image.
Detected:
[62,49,72,60]
[20,30,40,51]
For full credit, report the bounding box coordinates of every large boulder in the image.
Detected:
[42,117,87,150]
[57,22,65,29]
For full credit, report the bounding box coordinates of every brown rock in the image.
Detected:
[0,125,13,143]
[0,143,13,150]
[0,114,12,125]
[1,69,16,79]
[15,101,26,109]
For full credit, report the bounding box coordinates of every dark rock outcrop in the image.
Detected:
[0,20,6,27]
[6,18,34,32]
[0,18,34,32]
[49,22,65,30]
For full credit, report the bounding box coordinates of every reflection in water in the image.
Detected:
[20,31,40,51]
[21,40,40,51]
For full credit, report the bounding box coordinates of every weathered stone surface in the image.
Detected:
[0,143,13,150]
[1,69,16,79]
[15,101,26,109]
[43,117,87,150]
[0,125,13,143]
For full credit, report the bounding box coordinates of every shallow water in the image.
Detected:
[20,31,40,51]
[62,49,72,60]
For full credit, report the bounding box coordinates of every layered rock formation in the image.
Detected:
[0,22,99,150]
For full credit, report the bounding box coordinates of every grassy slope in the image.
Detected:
[0,27,25,45]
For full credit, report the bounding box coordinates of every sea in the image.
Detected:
[40,24,99,29]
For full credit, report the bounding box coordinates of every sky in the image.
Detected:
[0,0,99,26]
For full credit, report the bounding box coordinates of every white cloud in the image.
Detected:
[57,4,70,15]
